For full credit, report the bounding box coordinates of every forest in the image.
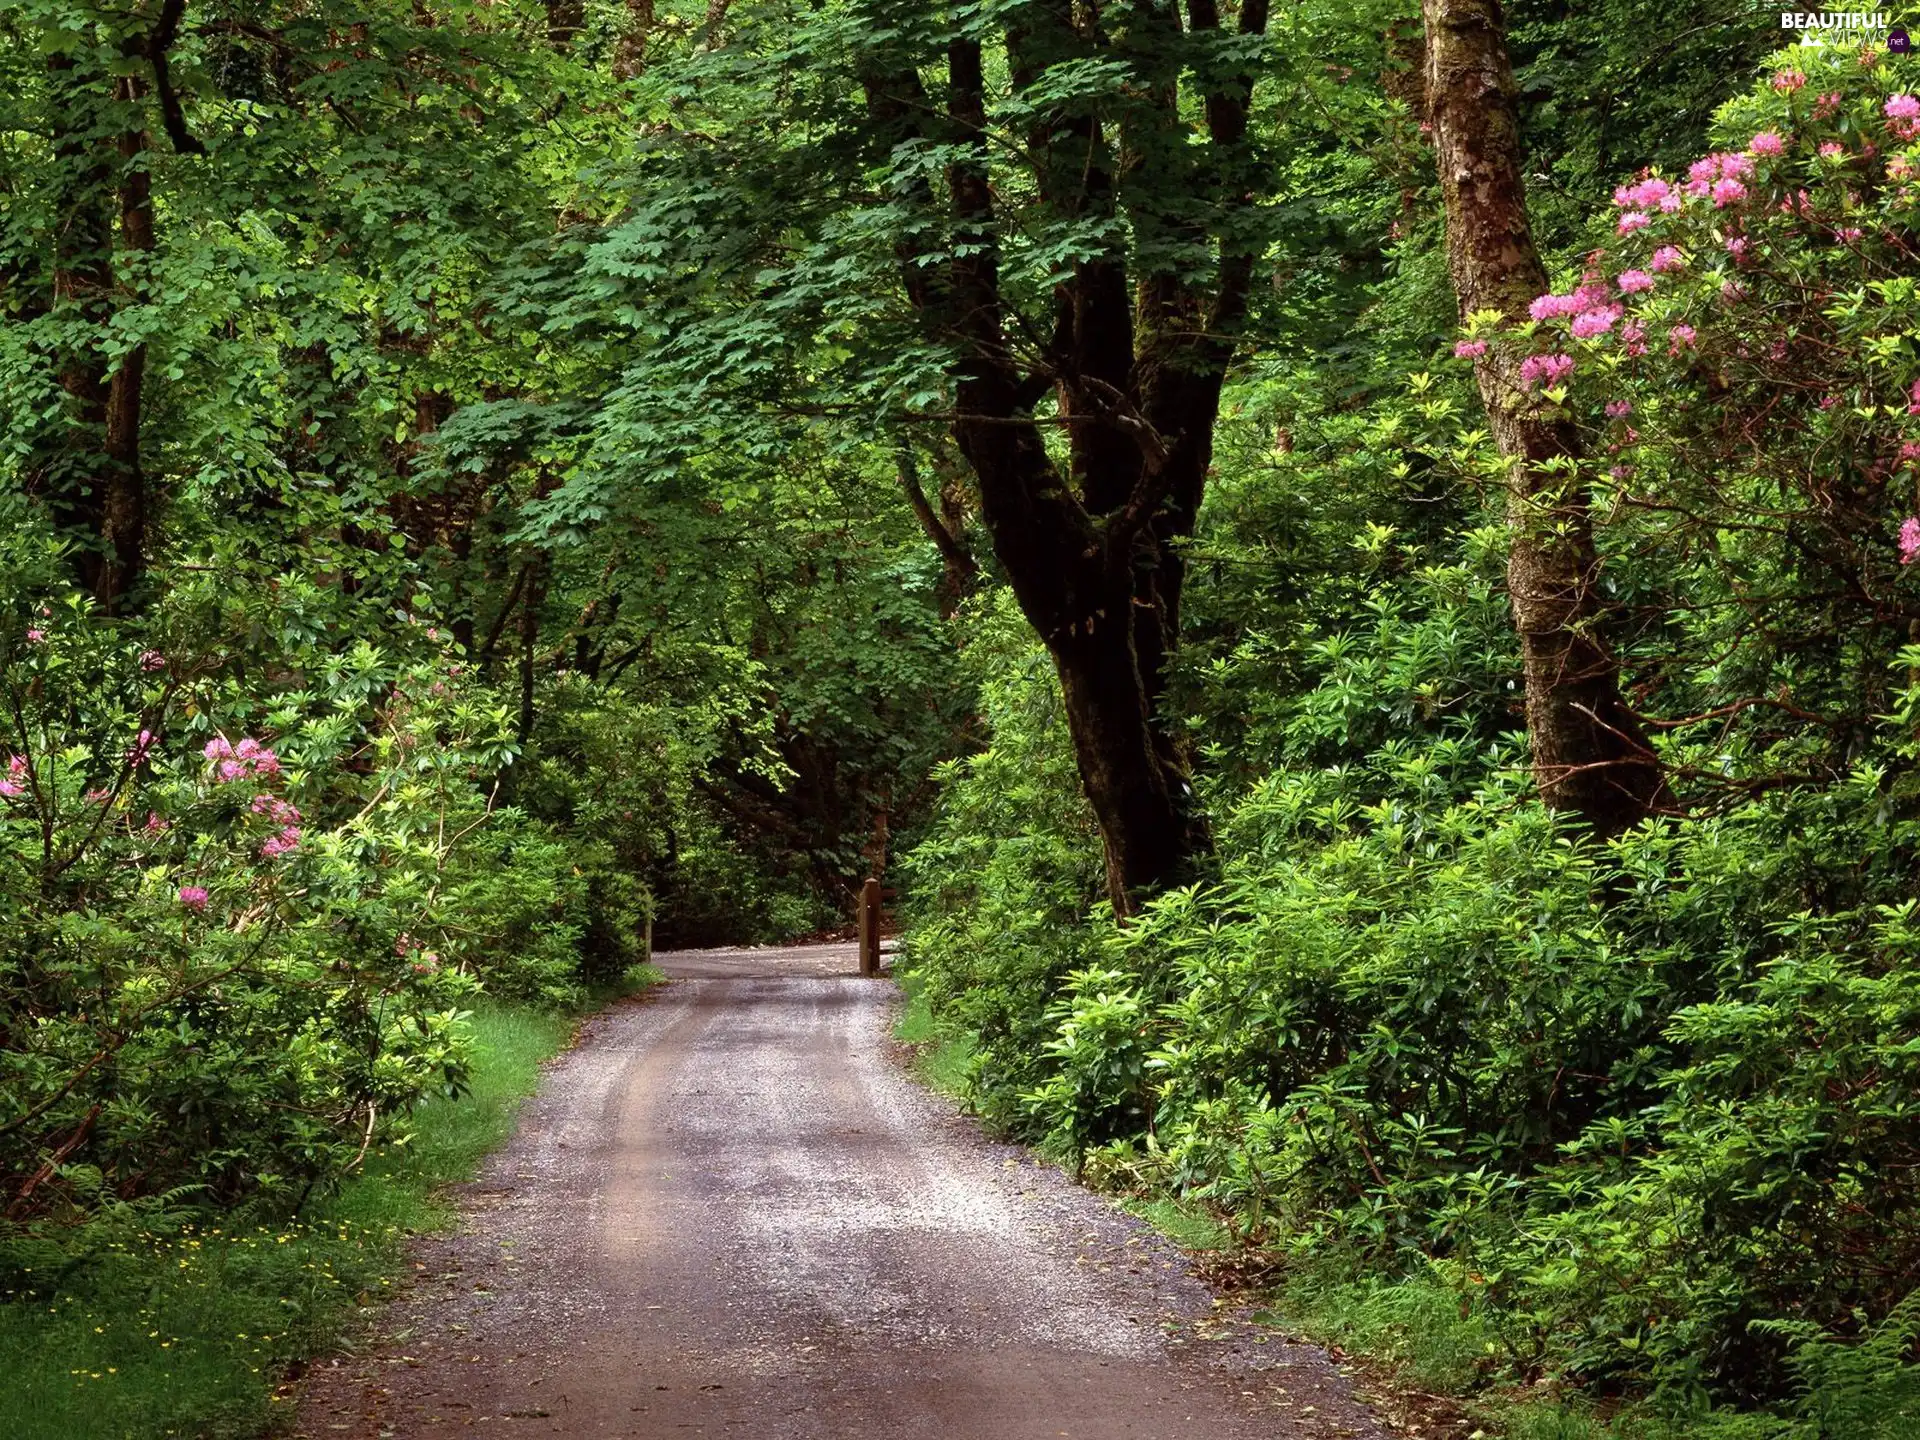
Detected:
[3,0,1920,1432]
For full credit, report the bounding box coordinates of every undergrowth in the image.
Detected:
[0,998,606,1439]
[893,970,976,1097]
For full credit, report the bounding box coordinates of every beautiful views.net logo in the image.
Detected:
[1779,10,1913,49]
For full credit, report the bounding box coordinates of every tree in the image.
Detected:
[605,0,1279,912]
[1422,0,1669,834]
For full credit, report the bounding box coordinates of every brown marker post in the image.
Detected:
[858,876,882,976]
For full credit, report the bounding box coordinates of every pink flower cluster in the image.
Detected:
[139,650,166,673]
[1902,516,1920,566]
[178,885,210,912]
[1454,339,1488,359]
[1888,95,1920,141]
[256,795,305,859]
[1530,282,1614,322]
[127,728,156,766]
[1617,269,1655,294]
[1772,69,1807,93]
[250,793,301,827]
[1650,245,1686,273]
[1685,152,1752,205]
[1613,176,1681,213]
[1570,306,1622,339]
[1520,353,1576,390]
[1750,131,1786,158]
[0,754,25,798]
[396,933,441,976]
[205,735,280,783]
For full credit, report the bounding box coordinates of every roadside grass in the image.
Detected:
[891,970,975,1096]
[1112,1194,1808,1440]
[0,991,626,1440]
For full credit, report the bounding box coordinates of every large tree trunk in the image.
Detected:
[1422,0,1669,836]
[862,1,1266,914]
[44,54,152,612]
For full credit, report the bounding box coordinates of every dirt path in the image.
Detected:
[297,943,1387,1439]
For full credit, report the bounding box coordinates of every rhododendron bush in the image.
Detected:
[1469,44,1920,778]
[0,566,529,1211]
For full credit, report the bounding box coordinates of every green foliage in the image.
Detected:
[0,1003,576,1440]
[903,50,1920,1429]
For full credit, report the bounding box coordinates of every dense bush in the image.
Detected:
[0,517,656,1216]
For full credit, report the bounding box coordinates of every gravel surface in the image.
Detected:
[296,942,1389,1438]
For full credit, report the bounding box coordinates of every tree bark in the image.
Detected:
[1422,0,1670,835]
[896,445,975,618]
[42,48,155,612]
[860,3,1268,912]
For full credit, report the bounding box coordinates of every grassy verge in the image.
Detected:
[891,969,975,1096]
[0,996,617,1440]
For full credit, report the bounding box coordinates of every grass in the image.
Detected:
[891,969,975,1095]
[0,1000,592,1440]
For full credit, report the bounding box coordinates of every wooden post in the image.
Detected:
[858,876,882,976]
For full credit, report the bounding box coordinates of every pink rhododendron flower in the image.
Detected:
[1903,517,1920,565]
[1650,246,1686,272]
[1819,141,1846,159]
[1891,155,1915,180]
[1520,353,1576,389]
[84,788,110,804]
[1750,131,1785,157]
[139,650,166,672]
[1616,269,1654,294]
[1815,91,1843,118]
[127,728,155,765]
[206,736,280,782]
[1886,95,1920,120]
[25,629,44,643]
[144,811,168,834]
[1621,321,1648,357]
[1529,292,1581,321]
[1610,464,1636,481]
[1606,399,1633,418]
[1454,339,1487,359]
[178,885,209,912]
[1571,306,1623,339]
[1617,210,1651,234]
[1669,324,1697,354]
[1721,280,1746,304]
[1773,70,1807,92]
[250,794,301,825]
[1712,177,1748,207]
[1836,226,1864,243]
[1726,235,1750,258]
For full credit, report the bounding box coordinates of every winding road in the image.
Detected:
[297,943,1386,1438]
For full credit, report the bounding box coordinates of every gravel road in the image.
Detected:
[296,943,1387,1439]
